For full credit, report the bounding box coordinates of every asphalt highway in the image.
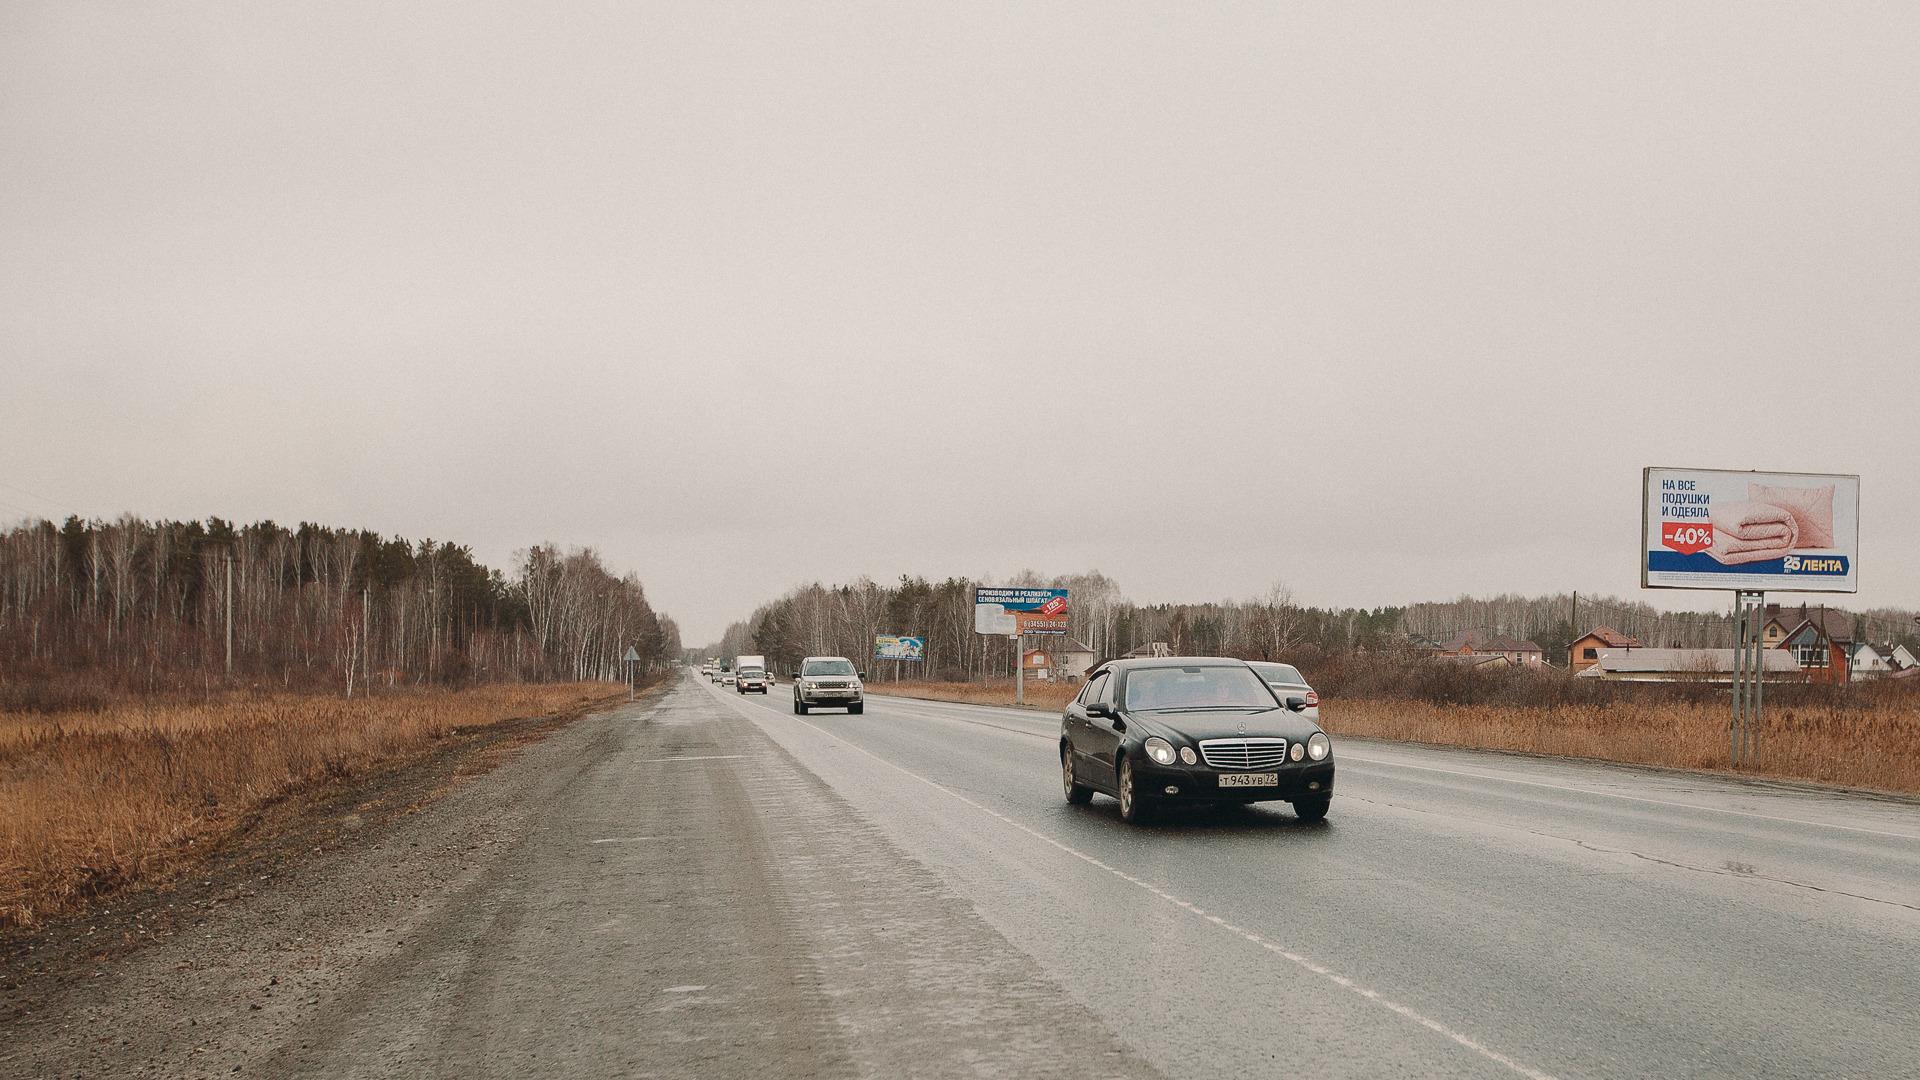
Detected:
[8,673,1916,1079]
[712,675,1920,1080]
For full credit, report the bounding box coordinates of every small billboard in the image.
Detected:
[974,587,1070,635]
[1641,467,1859,593]
[875,634,925,661]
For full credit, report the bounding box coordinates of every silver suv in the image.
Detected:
[792,656,865,715]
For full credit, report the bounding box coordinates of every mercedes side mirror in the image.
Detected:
[789,671,801,679]
[857,670,867,679]
[1085,702,1114,719]
[1285,695,1308,712]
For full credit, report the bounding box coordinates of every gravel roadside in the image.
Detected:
[1,677,1160,1079]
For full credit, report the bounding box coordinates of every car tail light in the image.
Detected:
[1305,690,1320,707]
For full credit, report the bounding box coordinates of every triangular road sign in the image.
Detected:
[623,646,640,663]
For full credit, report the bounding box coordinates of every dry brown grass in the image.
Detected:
[0,683,619,930]
[1328,696,1920,794]
[870,679,1079,711]
[880,674,1920,794]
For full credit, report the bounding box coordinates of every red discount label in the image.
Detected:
[1040,596,1068,616]
[1661,521,1715,555]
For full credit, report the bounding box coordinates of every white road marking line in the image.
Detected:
[632,754,748,763]
[662,985,707,993]
[590,837,660,844]
[1339,754,1920,841]
[832,686,1920,843]
[716,692,1559,1080]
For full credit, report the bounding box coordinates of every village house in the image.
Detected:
[1568,625,1642,672]
[1764,604,1854,685]
[1851,642,1920,681]
[1053,638,1099,682]
[1436,630,1545,667]
[1021,647,1053,680]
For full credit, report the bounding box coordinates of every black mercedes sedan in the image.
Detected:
[1060,658,1333,824]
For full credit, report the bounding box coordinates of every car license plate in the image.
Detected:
[1218,772,1278,787]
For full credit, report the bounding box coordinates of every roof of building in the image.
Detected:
[1585,648,1801,674]
[1765,604,1854,643]
[1436,630,1489,653]
[1575,625,1642,648]
[1428,652,1512,668]
[1121,641,1172,658]
[1483,635,1544,654]
[1059,637,1096,654]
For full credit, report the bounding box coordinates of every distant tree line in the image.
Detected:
[703,572,1402,682]
[0,515,680,695]
[702,572,1919,682]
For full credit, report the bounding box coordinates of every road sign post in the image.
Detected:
[623,645,640,700]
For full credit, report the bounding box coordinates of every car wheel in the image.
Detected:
[1117,756,1153,825]
[1062,748,1093,805]
[1292,795,1331,823]
[848,702,864,715]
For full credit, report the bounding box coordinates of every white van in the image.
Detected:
[735,655,769,694]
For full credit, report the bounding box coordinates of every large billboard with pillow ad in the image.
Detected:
[1642,468,1859,592]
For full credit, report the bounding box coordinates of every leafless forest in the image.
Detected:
[0,516,681,699]
[710,572,1920,682]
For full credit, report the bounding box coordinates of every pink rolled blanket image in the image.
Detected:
[1705,501,1799,564]
[1749,482,1836,548]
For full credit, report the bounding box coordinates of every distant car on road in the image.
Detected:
[1060,658,1332,825]
[792,656,864,715]
[736,664,769,694]
[1247,661,1320,724]
[720,672,735,686]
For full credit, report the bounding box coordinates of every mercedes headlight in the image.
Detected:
[1144,737,1177,766]
[1179,746,1198,765]
[1307,732,1330,761]
[1289,742,1304,762]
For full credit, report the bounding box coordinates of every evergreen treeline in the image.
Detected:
[707,574,1920,681]
[0,515,680,694]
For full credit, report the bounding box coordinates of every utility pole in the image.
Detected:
[363,585,372,696]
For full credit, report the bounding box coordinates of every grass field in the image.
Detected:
[1327,696,1920,794]
[870,679,1079,711]
[870,680,1920,795]
[0,683,620,930]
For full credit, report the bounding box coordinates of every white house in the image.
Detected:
[1852,643,1897,681]
[1856,642,1920,679]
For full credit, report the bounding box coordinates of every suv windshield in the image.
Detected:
[1123,665,1276,711]
[739,667,764,677]
[802,659,856,677]
[1249,662,1306,685]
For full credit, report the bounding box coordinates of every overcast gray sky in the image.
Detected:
[4,2,1916,644]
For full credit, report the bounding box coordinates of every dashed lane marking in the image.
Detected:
[712,688,1560,1080]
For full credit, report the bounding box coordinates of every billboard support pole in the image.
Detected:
[1731,590,1764,766]
[1014,633,1024,706]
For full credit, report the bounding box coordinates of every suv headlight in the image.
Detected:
[1307,732,1330,761]
[1144,737,1176,766]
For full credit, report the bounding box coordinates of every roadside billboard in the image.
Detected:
[874,635,925,661]
[1642,468,1859,593]
[973,587,1071,635]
